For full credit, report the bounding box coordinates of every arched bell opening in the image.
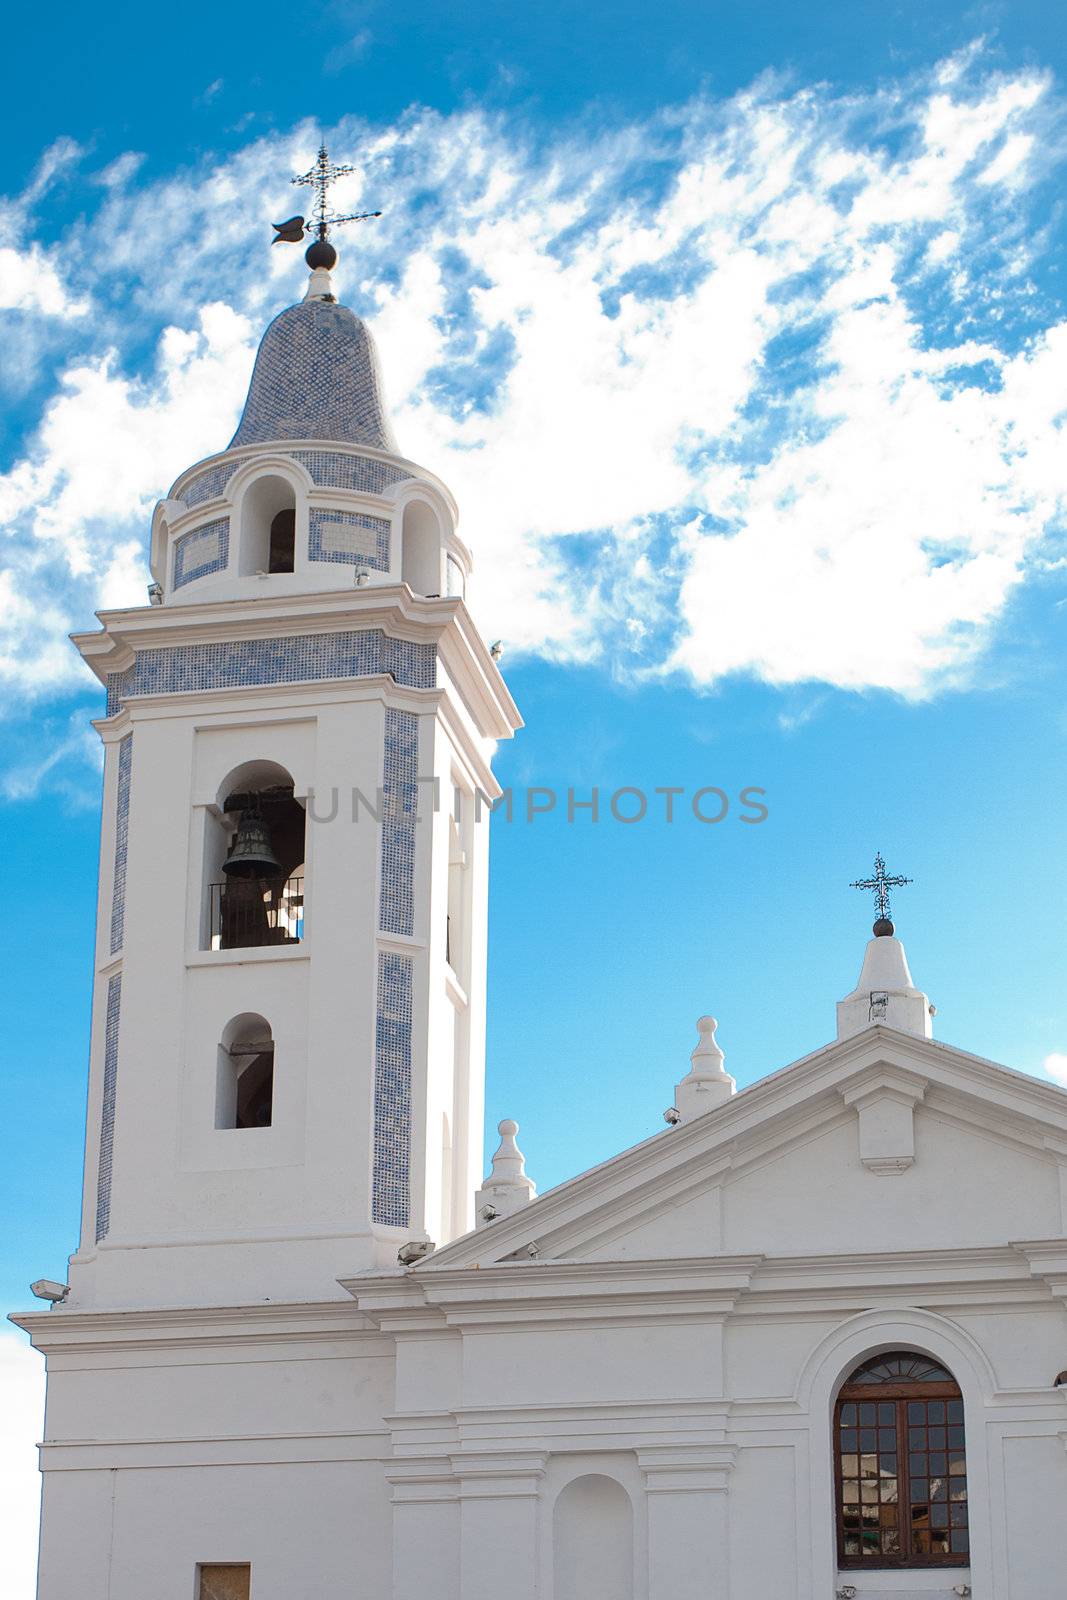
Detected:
[238,474,298,576]
[202,760,306,950]
[401,499,442,596]
[216,1013,275,1130]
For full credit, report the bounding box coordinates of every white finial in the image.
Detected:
[673,1015,735,1123]
[474,1117,537,1226]
[305,265,336,302]
[837,927,934,1042]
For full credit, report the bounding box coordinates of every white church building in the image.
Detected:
[14,219,1067,1600]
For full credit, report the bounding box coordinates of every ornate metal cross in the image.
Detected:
[850,852,913,923]
[272,143,381,245]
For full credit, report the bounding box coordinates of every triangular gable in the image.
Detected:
[424,1026,1067,1270]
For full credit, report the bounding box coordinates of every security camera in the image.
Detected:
[397,1240,435,1266]
[663,1106,681,1125]
[525,1241,540,1258]
[30,1280,69,1305]
[479,1203,498,1222]
[489,640,503,661]
[355,569,371,587]
[147,582,164,606]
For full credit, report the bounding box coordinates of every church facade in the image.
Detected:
[14,239,1067,1600]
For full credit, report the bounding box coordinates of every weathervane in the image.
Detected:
[271,143,381,268]
[850,852,913,935]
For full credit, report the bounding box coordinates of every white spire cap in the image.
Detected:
[305,266,336,302]
[837,925,934,1041]
[474,1119,537,1227]
[674,1016,736,1123]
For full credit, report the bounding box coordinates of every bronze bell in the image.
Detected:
[222,803,281,879]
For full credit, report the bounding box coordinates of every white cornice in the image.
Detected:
[9,1299,382,1355]
[70,585,522,741]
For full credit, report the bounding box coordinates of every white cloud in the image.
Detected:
[1044,1052,1067,1086]
[0,245,86,318]
[1,46,1067,789]
[0,1333,44,1600]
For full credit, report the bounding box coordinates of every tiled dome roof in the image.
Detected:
[229,296,397,451]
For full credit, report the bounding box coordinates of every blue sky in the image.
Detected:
[4,3,1067,1589]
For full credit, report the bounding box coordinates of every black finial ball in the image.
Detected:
[872,917,895,938]
[305,238,338,271]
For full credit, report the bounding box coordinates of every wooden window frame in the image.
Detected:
[834,1362,969,1570]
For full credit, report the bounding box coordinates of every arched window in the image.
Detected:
[238,474,297,576]
[216,1014,274,1129]
[203,760,306,951]
[835,1351,969,1569]
[401,500,441,595]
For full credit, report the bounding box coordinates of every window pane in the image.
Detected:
[199,1569,250,1600]
[837,1356,967,1567]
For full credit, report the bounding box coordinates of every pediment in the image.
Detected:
[427,1027,1067,1271]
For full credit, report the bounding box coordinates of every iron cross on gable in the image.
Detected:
[850,852,913,931]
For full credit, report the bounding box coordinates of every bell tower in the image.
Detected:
[67,208,520,1310]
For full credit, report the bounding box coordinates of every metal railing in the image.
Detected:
[208,875,304,951]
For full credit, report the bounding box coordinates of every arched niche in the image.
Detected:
[216,1013,274,1129]
[553,1474,633,1600]
[238,473,298,576]
[203,759,306,950]
[401,499,442,595]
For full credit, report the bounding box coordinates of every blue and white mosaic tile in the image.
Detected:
[290,450,411,495]
[229,300,398,452]
[106,630,436,716]
[109,735,132,956]
[308,508,391,569]
[173,517,229,588]
[95,972,122,1242]
[372,950,412,1229]
[379,707,419,939]
[181,461,237,508]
